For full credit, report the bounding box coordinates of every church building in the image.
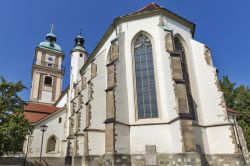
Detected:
[23,3,249,166]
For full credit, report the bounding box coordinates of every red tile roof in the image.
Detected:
[24,111,49,123]
[24,102,60,114]
[134,2,161,14]
[24,102,60,124]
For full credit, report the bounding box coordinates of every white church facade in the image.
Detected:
[22,3,249,166]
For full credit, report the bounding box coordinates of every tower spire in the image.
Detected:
[79,28,82,35]
[72,29,85,51]
[50,24,54,34]
[45,24,57,46]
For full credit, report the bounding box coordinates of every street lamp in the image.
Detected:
[39,124,48,165]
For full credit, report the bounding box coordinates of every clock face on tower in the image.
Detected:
[46,54,55,63]
[45,54,55,68]
[48,57,53,62]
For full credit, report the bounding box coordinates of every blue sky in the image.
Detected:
[0,0,249,101]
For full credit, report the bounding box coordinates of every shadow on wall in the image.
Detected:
[25,160,50,166]
[0,157,71,166]
[25,157,71,166]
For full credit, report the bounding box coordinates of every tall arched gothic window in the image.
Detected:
[174,36,195,119]
[134,33,158,119]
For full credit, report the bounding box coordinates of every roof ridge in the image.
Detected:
[135,2,161,14]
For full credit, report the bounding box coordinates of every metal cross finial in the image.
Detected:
[50,24,54,34]
[79,28,82,35]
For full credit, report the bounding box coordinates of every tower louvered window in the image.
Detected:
[134,33,158,119]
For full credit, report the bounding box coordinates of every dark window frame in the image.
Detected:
[133,33,158,119]
[44,76,53,86]
[174,36,196,120]
[46,136,56,153]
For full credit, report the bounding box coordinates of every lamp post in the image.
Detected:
[39,124,48,165]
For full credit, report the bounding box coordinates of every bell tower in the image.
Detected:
[70,32,87,84]
[30,28,65,104]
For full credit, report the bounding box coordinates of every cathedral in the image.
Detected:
[22,3,250,166]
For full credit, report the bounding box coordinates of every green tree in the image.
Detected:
[0,76,30,155]
[220,76,250,149]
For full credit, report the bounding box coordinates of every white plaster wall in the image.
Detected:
[90,51,106,130]
[28,108,67,157]
[168,121,183,153]
[115,32,130,124]
[115,124,130,154]
[81,85,88,107]
[80,105,86,131]
[190,39,226,125]
[71,51,86,84]
[76,136,84,156]
[41,90,52,103]
[88,132,105,155]
[193,126,210,154]
[130,124,172,154]
[56,92,67,108]
[206,126,235,154]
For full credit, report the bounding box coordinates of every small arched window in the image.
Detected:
[47,136,56,152]
[44,76,52,86]
[134,33,158,119]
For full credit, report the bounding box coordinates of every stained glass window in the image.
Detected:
[134,33,158,119]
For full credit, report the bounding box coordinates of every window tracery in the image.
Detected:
[134,33,158,119]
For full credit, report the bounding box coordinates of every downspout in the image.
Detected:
[228,114,246,165]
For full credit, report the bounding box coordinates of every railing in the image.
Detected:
[33,59,66,72]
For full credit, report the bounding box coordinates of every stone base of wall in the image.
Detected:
[85,155,103,166]
[157,153,201,166]
[0,153,247,166]
[24,157,70,166]
[0,157,24,165]
[131,153,201,166]
[104,154,131,166]
[204,154,246,166]
[73,156,83,166]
